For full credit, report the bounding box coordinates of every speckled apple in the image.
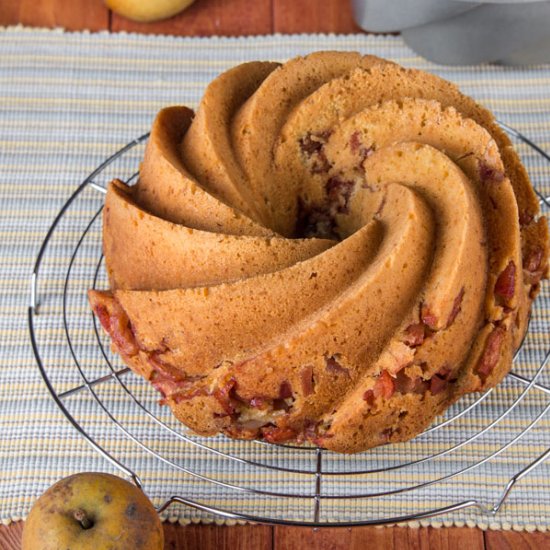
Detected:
[105,0,196,23]
[22,472,163,550]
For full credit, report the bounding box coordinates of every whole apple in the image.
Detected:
[22,472,163,550]
[106,0,196,23]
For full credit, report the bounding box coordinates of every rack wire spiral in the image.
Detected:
[28,123,550,527]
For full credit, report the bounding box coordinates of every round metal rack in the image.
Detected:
[28,124,550,526]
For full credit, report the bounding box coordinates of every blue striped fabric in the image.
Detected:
[0,26,549,530]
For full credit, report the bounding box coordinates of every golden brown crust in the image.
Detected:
[135,105,271,236]
[104,179,332,290]
[90,52,549,453]
[231,51,389,234]
[181,61,280,224]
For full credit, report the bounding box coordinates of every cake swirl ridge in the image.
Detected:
[89,52,549,453]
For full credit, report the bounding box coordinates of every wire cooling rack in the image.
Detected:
[28,124,550,527]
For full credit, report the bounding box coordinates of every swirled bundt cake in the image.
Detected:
[89,52,549,453]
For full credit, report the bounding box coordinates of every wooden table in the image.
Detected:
[1,1,549,548]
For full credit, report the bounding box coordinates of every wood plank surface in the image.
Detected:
[273,0,360,34]
[1,1,549,549]
[0,522,23,550]
[274,526,485,550]
[1,0,359,35]
[0,522,270,550]
[0,0,109,31]
[485,529,550,549]
[9,522,550,550]
[163,523,273,550]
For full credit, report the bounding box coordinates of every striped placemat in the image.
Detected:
[1,25,549,530]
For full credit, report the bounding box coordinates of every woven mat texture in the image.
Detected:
[1,26,549,530]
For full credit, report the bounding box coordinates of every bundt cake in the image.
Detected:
[89,52,549,453]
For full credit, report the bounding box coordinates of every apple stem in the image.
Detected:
[73,508,93,530]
